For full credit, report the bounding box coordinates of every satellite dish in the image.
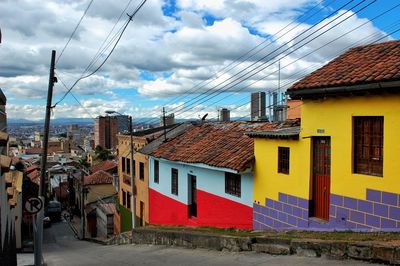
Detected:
[201,113,208,121]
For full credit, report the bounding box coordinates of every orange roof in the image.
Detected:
[90,160,117,174]
[84,170,113,185]
[151,121,298,171]
[27,170,40,185]
[26,164,40,173]
[288,40,400,93]
[25,146,62,155]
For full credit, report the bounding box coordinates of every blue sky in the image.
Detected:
[0,0,399,121]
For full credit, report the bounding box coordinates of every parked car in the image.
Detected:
[43,216,51,228]
[45,201,62,221]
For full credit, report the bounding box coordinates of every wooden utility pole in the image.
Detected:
[162,107,166,141]
[35,50,56,266]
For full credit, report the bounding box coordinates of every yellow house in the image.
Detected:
[251,40,400,231]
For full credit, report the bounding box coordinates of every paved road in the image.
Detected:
[43,222,378,266]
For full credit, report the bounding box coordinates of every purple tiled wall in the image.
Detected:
[254,189,400,231]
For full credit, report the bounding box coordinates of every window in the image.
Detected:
[225,172,241,197]
[121,157,126,172]
[133,160,136,177]
[354,116,383,176]
[122,190,126,206]
[127,192,131,209]
[154,160,159,183]
[171,168,178,195]
[278,147,290,174]
[126,158,130,174]
[139,162,145,181]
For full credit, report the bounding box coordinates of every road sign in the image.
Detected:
[25,197,43,215]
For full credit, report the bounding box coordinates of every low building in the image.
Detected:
[251,40,400,231]
[147,121,296,229]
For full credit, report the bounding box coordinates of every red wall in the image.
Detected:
[149,188,252,229]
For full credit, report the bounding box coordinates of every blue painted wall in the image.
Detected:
[148,156,253,207]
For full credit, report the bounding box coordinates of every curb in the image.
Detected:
[131,228,400,265]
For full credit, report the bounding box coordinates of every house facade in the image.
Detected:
[252,40,400,231]
[147,121,294,229]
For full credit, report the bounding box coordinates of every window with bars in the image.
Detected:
[121,157,126,172]
[353,116,383,177]
[127,192,131,209]
[278,147,290,174]
[126,158,130,174]
[225,172,241,197]
[122,190,126,207]
[139,162,145,181]
[154,160,159,183]
[171,168,178,195]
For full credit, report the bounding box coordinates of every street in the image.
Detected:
[41,222,378,266]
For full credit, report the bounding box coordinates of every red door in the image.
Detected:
[311,137,331,220]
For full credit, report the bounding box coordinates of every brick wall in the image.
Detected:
[254,189,400,231]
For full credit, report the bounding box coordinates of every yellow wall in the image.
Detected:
[302,95,400,199]
[254,94,400,202]
[253,138,311,203]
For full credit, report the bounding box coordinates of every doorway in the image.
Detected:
[188,174,197,217]
[311,137,331,220]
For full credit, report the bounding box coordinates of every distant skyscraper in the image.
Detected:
[250,92,266,121]
[115,115,130,133]
[160,113,175,126]
[219,108,230,122]
[94,116,118,149]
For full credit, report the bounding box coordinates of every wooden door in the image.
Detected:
[188,174,197,217]
[311,137,331,220]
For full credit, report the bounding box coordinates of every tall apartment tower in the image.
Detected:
[94,116,118,150]
[115,115,130,133]
[160,113,175,126]
[250,92,266,121]
[219,108,230,122]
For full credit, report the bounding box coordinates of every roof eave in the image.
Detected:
[287,80,400,99]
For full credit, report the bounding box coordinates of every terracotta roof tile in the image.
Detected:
[151,120,298,171]
[84,170,113,185]
[288,40,400,92]
[90,160,117,174]
[27,169,40,185]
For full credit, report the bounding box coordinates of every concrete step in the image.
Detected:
[252,243,290,255]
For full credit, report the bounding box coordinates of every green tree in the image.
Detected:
[94,145,111,161]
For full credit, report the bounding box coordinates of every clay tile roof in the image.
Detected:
[26,164,40,172]
[84,170,113,185]
[27,169,40,185]
[288,40,400,92]
[90,160,117,174]
[25,147,42,155]
[150,121,298,171]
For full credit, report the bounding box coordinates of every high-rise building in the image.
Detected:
[219,108,230,122]
[250,92,266,121]
[160,113,175,126]
[67,124,83,145]
[115,115,130,133]
[94,116,118,149]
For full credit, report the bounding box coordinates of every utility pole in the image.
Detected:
[80,171,85,239]
[129,116,136,230]
[162,107,166,141]
[35,50,56,266]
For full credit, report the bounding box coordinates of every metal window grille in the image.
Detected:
[139,162,144,180]
[171,168,178,195]
[225,172,241,197]
[278,147,290,174]
[154,160,159,183]
[121,156,125,172]
[354,116,383,176]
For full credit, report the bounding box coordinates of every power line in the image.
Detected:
[56,0,95,65]
[136,0,369,125]
[53,0,148,108]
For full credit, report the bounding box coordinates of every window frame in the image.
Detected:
[225,172,241,197]
[139,162,145,181]
[353,116,383,177]
[127,192,131,209]
[154,160,159,184]
[126,158,130,175]
[171,168,178,196]
[278,147,290,174]
[121,156,126,172]
[122,190,126,207]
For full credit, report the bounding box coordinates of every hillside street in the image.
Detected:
[39,221,378,266]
